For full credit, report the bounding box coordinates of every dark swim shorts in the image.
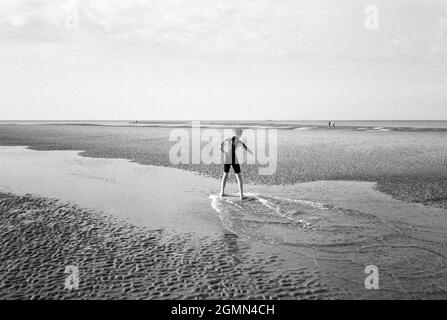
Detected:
[223,163,241,174]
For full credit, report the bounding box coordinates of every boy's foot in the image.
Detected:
[240,195,245,200]
[220,193,225,197]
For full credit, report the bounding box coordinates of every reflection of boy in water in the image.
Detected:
[219,128,253,200]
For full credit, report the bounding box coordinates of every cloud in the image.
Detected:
[0,0,446,59]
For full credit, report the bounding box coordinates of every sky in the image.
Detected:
[0,0,447,120]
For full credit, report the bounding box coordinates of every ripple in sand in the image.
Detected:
[0,192,326,300]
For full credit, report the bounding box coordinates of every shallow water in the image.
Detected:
[211,188,447,298]
[0,146,220,234]
[1,146,447,299]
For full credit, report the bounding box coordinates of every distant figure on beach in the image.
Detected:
[328,121,336,127]
[219,128,253,200]
[328,121,331,127]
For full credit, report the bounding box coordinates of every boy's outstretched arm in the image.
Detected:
[242,142,253,155]
[220,141,225,153]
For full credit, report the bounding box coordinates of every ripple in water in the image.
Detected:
[210,193,447,298]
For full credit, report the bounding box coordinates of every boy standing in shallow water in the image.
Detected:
[219,128,253,200]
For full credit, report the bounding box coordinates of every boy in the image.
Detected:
[219,128,252,200]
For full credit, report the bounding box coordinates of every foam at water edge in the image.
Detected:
[268,196,328,210]
[209,194,221,213]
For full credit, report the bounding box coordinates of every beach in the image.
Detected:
[1,192,317,300]
[1,122,446,208]
[1,122,447,299]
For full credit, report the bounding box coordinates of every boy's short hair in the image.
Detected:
[234,128,243,136]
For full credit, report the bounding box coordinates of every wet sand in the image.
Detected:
[0,192,330,300]
[1,123,446,209]
[1,123,447,299]
[0,147,332,299]
[1,146,447,299]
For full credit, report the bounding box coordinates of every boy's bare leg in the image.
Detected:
[220,172,228,196]
[236,173,244,200]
